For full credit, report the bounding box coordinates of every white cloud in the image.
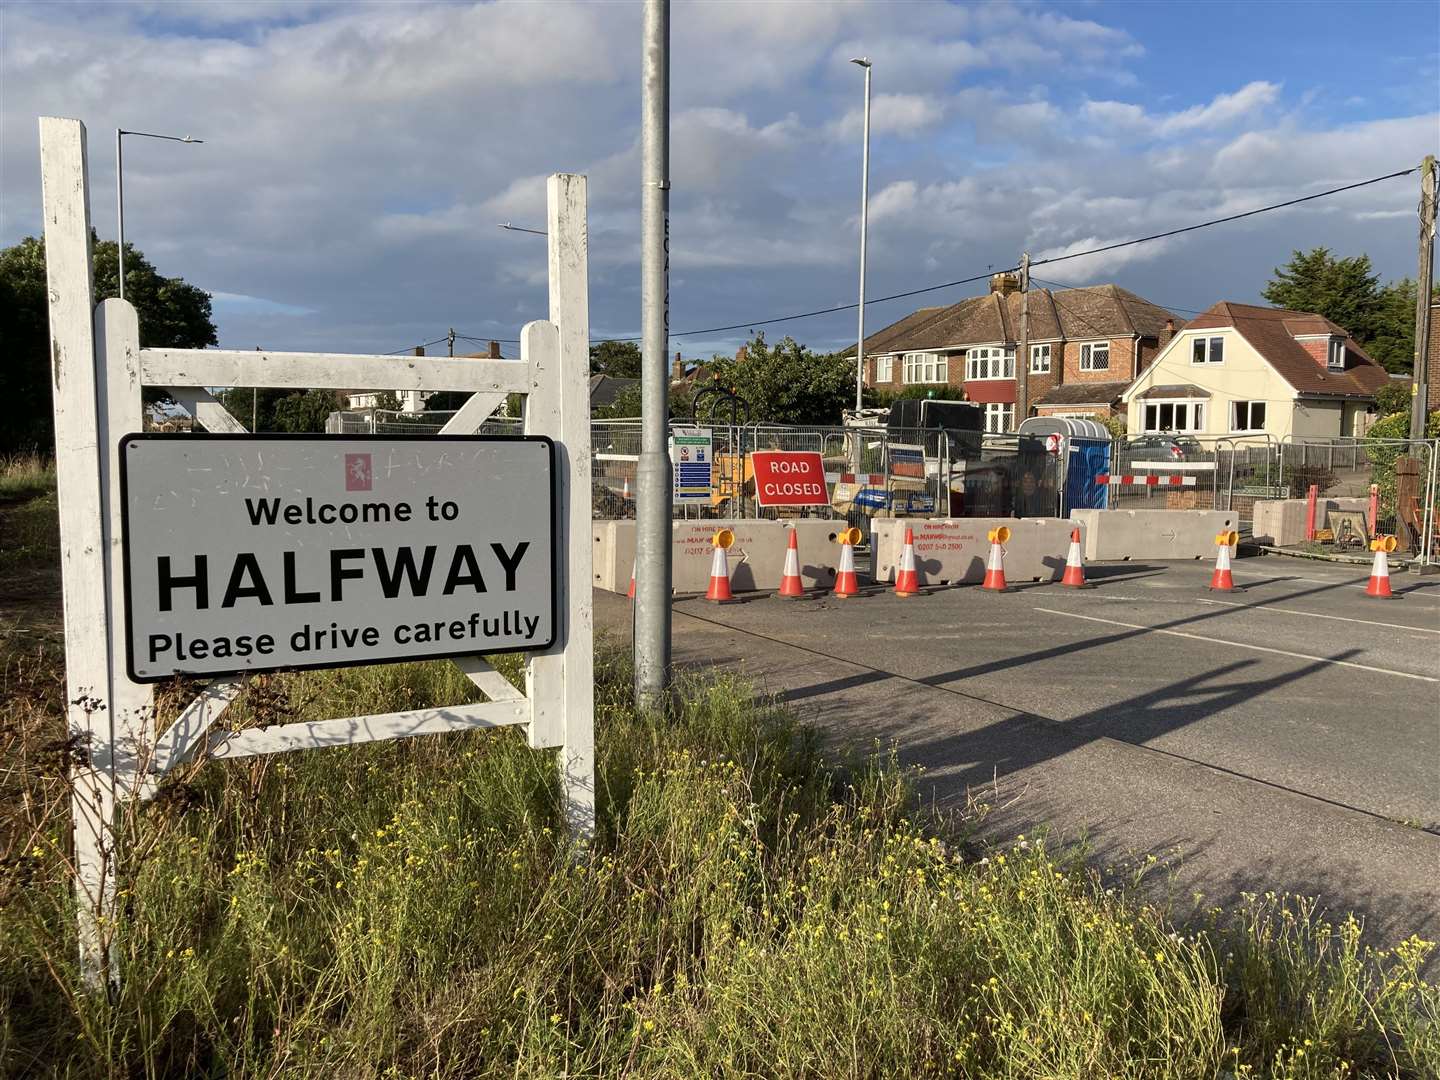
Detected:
[1083,80,1281,140]
[828,93,946,139]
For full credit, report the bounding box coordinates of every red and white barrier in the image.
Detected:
[1096,474,1197,487]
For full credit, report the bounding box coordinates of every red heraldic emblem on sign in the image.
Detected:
[345,453,373,491]
[750,451,829,507]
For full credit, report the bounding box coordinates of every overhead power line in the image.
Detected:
[390,166,1415,353]
[1028,167,1416,272]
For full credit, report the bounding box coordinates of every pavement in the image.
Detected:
[595,554,1440,957]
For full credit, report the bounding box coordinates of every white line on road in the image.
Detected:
[1033,607,1439,682]
[1194,597,1440,634]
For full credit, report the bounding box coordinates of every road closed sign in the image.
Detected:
[120,434,556,681]
[751,451,829,507]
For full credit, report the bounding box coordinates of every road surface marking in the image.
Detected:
[1033,607,1439,682]
[1194,597,1440,634]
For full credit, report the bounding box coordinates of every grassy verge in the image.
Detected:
[0,454,56,507]
[0,638,1435,1079]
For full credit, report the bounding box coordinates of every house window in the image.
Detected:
[902,352,947,384]
[1142,400,1205,433]
[1328,339,1344,370]
[965,346,1014,381]
[875,355,893,382]
[1232,401,1266,432]
[1079,342,1110,371]
[983,403,1014,433]
[1029,343,1052,374]
[1191,336,1225,364]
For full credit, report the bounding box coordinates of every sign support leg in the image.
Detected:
[40,116,117,990]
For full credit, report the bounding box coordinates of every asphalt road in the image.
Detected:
[595,554,1440,957]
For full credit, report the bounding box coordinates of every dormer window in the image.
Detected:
[1327,338,1344,371]
[1191,336,1224,364]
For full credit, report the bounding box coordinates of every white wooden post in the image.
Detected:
[97,299,154,797]
[526,174,595,838]
[40,116,116,989]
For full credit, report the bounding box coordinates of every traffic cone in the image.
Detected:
[1061,526,1089,588]
[706,529,735,603]
[627,559,636,600]
[832,527,861,599]
[777,529,806,599]
[622,476,631,502]
[1207,531,1240,592]
[1365,536,1399,599]
[893,526,921,597]
[981,526,1010,592]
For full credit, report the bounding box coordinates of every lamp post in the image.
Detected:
[116,129,202,300]
[850,57,872,415]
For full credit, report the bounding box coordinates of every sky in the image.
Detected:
[2,0,1437,360]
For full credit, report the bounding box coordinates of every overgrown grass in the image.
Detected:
[0,454,55,506]
[0,643,1435,1078]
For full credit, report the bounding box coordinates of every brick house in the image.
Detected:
[858,275,1181,431]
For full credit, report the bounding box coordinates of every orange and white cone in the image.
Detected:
[1365,536,1399,599]
[893,527,920,597]
[981,526,1010,592]
[622,476,631,502]
[705,528,735,603]
[627,559,636,600]
[1208,531,1240,592]
[832,527,861,599]
[777,529,806,599]
[1061,526,1089,588]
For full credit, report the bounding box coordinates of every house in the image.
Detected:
[589,373,638,411]
[859,275,1180,431]
[344,340,507,413]
[1118,302,1388,439]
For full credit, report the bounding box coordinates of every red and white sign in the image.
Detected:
[1044,433,1062,455]
[751,451,829,507]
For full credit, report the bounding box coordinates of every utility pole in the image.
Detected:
[1410,155,1436,441]
[448,327,456,357]
[1016,252,1030,431]
[634,0,672,709]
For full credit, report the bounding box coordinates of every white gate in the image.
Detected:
[38,116,594,989]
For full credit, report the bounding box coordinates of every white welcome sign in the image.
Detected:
[39,116,594,990]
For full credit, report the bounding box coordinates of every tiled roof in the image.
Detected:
[867,284,1181,354]
[1140,383,1212,399]
[588,374,638,408]
[1035,380,1132,406]
[1183,302,1388,397]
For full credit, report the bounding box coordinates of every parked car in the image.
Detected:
[1126,433,1204,461]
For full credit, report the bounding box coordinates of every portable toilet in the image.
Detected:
[1015,416,1112,513]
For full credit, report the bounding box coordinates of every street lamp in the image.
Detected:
[850,57,871,415]
[116,129,203,300]
[497,221,548,236]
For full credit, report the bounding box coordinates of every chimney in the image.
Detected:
[1161,318,1175,346]
[489,340,501,359]
[736,344,748,363]
[414,345,425,356]
[989,271,1020,296]
[672,350,683,380]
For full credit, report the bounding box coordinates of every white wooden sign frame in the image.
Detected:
[38,117,594,989]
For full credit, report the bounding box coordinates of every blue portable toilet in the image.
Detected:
[1016,417,1113,514]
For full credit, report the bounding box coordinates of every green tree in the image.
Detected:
[1373,379,1412,417]
[271,389,340,433]
[704,333,854,425]
[589,340,643,378]
[0,233,218,452]
[1262,248,1383,343]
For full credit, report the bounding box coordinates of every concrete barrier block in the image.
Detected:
[593,519,843,594]
[1251,497,1372,546]
[1068,509,1238,561]
[871,517,1080,585]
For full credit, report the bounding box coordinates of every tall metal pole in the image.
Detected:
[635,0,672,708]
[851,58,872,413]
[115,129,125,300]
[1410,155,1436,441]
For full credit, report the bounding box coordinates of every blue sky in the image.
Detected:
[2,0,1436,361]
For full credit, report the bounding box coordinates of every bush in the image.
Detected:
[1364,409,1440,522]
[1,647,1435,1078]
